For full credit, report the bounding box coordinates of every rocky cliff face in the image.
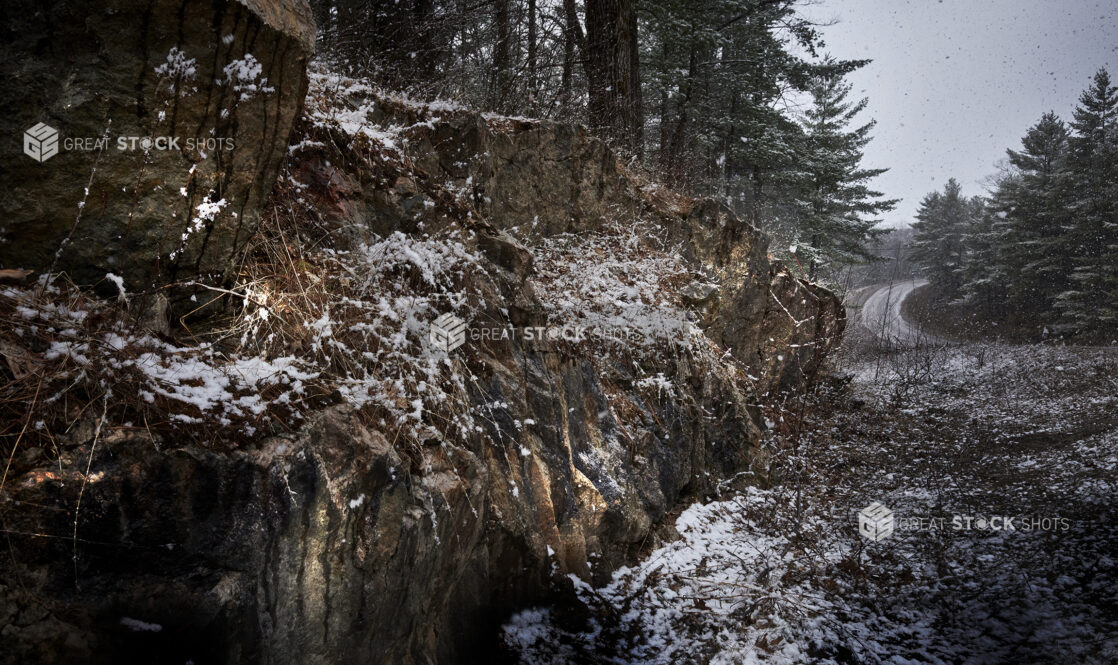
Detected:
[0,0,314,292]
[0,57,842,665]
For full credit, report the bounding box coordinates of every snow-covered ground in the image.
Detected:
[504,339,1118,664]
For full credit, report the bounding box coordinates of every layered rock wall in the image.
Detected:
[0,0,314,290]
[0,42,843,665]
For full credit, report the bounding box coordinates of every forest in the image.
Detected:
[910,69,1117,338]
[0,1,1115,664]
[309,0,897,276]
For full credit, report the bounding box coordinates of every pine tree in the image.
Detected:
[639,0,863,227]
[790,61,897,276]
[988,112,1070,315]
[960,196,1004,313]
[1055,68,1118,331]
[910,178,976,301]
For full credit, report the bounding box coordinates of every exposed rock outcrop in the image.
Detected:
[0,72,843,664]
[320,92,841,394]
[0,0,314,291]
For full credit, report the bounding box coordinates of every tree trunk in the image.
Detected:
[656,40,669,165]
[750,164,764,229]
[626,0,642,158]
[584,0,641,152]
[310,0,334,50]
[491,0,511,111]
[528,0,538,112]
[561,0,584,109]
[662,48,696,178]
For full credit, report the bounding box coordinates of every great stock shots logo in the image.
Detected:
[429,313,467,353]
[858,502,895,542]
[23,122,59,162]
[20,122,236,163]
[855,501,1069,542]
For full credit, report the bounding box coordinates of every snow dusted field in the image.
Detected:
[504,340,1118,664]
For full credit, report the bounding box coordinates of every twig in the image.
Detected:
[0,374,44,498]
[71,392,108,592]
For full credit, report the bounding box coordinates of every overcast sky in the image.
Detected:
[804,0,1118,227]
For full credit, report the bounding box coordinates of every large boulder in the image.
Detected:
[0,0,314,291]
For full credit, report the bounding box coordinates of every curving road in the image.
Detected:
[859,279,943,346]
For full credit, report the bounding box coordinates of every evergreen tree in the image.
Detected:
[1056,68,1118,330]
[639,0,862,226]
[988,112,1070,314]
[789,61,898,276]
[960,196,1004,312]
[910,178,977,300]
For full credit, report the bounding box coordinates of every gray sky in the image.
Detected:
[804,0,1118,227]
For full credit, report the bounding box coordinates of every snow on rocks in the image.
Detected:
[530,217,703,352]
[0,222,485,441]
[507,487,878,665]
[507,341,1118,664]
[304,69,410,152]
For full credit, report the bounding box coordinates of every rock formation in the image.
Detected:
[0,0,314,292]
[0,22,843,665]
